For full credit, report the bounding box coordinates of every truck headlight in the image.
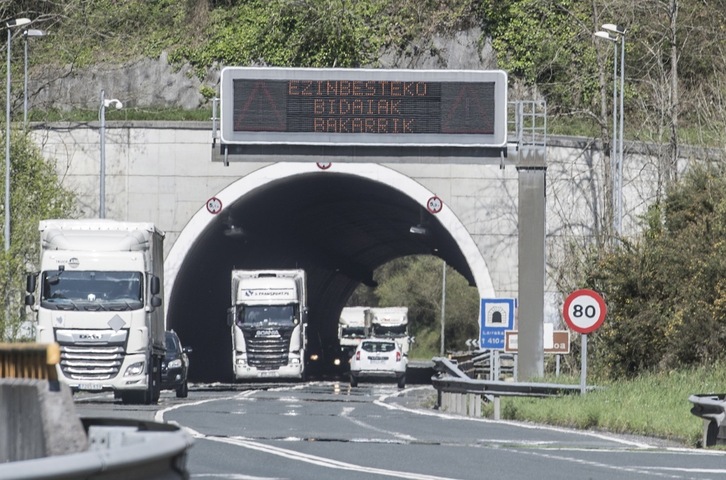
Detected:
[124,361,145,377]
[168,359,182,369]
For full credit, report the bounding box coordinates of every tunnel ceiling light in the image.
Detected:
[409,224,429,235]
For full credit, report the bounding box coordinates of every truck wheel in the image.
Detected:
[349,374,358,387]
[176,380,188,398]
[397,375,406,389]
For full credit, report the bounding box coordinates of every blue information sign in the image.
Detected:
[479,298,516,350]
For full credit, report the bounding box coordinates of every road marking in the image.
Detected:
[185,426,464,480]
[340,406,417,442]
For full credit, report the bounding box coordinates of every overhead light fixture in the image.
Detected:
[409,224,429,235]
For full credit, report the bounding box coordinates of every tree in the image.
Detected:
[0,130,74,340]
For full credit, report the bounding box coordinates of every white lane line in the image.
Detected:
[374,387,655,449]
[633,467,726,474]
[185,426,464,480]
[340,406,417,442]
[155,390,257,423]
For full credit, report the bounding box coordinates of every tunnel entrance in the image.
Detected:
[165,163,495,382]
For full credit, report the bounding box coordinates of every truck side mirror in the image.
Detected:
[226,306,236,327]
[26,273,37,294]
[24,294,35,306]
[151,296,162,308]
[150,275,161,295]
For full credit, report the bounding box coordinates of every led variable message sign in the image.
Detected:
[219,68,507,147]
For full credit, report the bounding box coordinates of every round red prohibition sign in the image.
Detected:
[206,197,223,215]
[563,289,607,334]
[427,196,443,214]
[316,162,332,170]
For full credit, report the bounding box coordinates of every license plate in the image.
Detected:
[370,357,386,363]
[78,383,103,391]
[259,371,277,377]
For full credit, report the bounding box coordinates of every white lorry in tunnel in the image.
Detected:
[25,219,166,405]
[370,307,411,357]
[338,306,371,361]
[227,269,308,380]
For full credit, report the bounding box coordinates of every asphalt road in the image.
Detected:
[73,382,726,480]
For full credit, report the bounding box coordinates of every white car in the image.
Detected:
[349,339,408,388]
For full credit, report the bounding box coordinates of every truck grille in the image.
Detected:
[244,330,292,370]
[58,345,125,380]
[55,329,129,381]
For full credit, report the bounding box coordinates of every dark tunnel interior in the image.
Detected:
[166,171,475,382]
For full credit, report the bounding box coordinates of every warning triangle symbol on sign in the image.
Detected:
[441,84,494,134]
[234,80,286,132]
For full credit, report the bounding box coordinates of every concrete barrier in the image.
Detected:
[0,379,88,462]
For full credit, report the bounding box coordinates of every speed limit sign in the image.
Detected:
[563,289,607,334]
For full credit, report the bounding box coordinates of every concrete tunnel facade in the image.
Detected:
[164,162,496,382]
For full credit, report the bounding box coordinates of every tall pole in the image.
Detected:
[617,34,625,235]
[5,28,12,252]
[440,260,446,356]
[99,90,106,219]
[611,42,618,236]
[23,32,28,127]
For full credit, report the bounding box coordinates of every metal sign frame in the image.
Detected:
[219,67,508,148]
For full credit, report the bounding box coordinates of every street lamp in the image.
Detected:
[5,17,31,252]
[595,24,626,236]
[99,90,122,219]
[603,24,626,235]
[23,28,46,127]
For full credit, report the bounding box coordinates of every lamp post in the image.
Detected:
[5,17,31,252]
[23,29,46,127]
[99,90,122,219]
[603,24,626,235]
[440,260,446,356]
[595,24,626,236]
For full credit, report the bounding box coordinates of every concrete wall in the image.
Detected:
[29,123,681,325]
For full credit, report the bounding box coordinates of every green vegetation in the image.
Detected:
[0,131,75,338]
[486,363,726,447]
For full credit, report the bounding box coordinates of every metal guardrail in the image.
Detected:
[0,343,59,380]
[688,393,726,447]
[0,417,193,479]
[431,357,585,419]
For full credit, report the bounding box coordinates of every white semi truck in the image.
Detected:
[370,306,411,357]
[25,219,166,404]
[338,306,371,360]
[227,269,308,380]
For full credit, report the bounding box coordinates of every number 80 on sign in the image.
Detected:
[563,289,607,334]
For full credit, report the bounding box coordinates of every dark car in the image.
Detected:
[161,330,191,398]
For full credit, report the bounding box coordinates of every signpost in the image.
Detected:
[563,289,607,394]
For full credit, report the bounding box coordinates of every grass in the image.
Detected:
[480,363,726,448]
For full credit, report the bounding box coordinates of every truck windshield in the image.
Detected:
[341,327,366,338]
[41,271,143,311]
[371,324,408,337]
[239,305,297,326]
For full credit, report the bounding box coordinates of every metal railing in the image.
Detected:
[688,393,726,447]
[0,417,193,479]
[0,342,59,380]
[431,357,586,420]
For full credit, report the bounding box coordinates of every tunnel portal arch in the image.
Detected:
[165,162,496,381]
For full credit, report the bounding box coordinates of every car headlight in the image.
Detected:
[168,359,182,369]
[124,361,145,377]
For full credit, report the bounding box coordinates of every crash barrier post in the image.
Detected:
[0,342,60,380]
[0,417,193,479]
[688,394,726,447]
[432,357,586,420]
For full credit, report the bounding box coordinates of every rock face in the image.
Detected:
[26,28,495,112]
